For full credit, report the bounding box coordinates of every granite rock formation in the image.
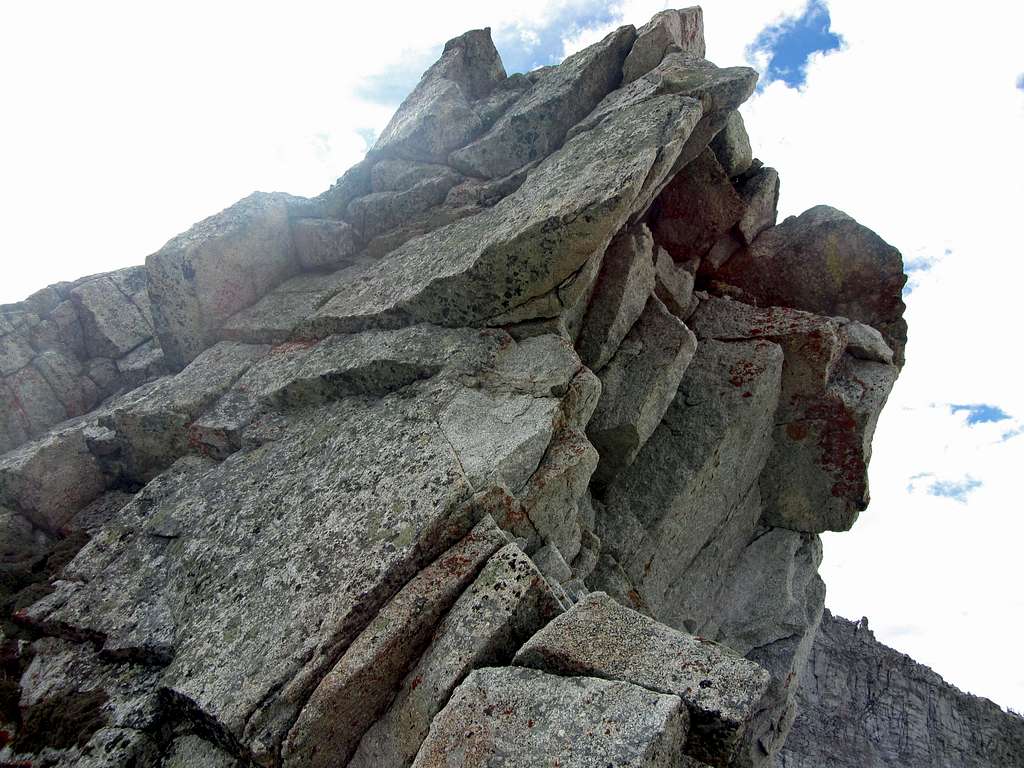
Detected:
[1,7,1019,768]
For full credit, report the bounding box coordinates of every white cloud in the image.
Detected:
[2,0,1023,712]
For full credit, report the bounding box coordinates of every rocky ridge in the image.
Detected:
[0,7,1018,767]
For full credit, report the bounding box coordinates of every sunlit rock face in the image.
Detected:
[3,7,1014,768]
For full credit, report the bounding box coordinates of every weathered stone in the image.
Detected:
[291,218,359,270]
[31,350,96,418]
[708,206,908,362]
[780,611,1024,768]
[162,735,240,768]
[65,490,134,536]
[517,426,598,561]
[146,192,301,369]
[282,516,509,768]
[710,110,753,177]
[372,28,506,163]
[0,506,50,566]
[219,289,329,345]
[690,296,896,533]
[653,147,747,264]
[70,275,152,359]
[370,159,454,194]
[0,426,105,532]
[114,339,166,390]
[303,92,703,336]
[449,26,636,178]
[689,297,846,403]
[28,299,87,359]
[735,166,780,246]
[5,364,66,435]
[412,666,689,768]
[515,592,771,766]
[841,320,894,364]
[714,529,825,764]
[588,296,697,484]
[349,543,562,768]
[576,224,656,371]
[760,355,898,532]
[313,158,373,220]
[654,246,696,318]
[0,332,34,376]
[23,326,579,761]
[0,381,32,453]
[593,338,782,627]
[347,168,462,240]
[568,55,756,144]
[102,341,268,481]
[623,6,705,83]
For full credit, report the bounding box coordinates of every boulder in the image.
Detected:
[146,192,301,369]
[70,273,152,359]
[593,338,783,628]
[0,425,105,532]
[291,218,359,270]
[102,341,268,481]
[349,543,562,767]
[412,666,689,768]
[654,246,696,318]
[623,6,706,84]
[515,592,771,766]
[372,28,506,163]
[450,26,636,178]
[735,166,780,245]
[653,147,747,264]
[23,325,584,761]
[710,110,753,177]
[283,516,509,768]
[576,223,656,371]
[707,206,908,363]
[715,529,826,765]
[587,296,697,484]
[4,364,66,436]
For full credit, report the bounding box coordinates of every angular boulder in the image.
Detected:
[576,223,657,371]
[450,26,636,178]
[372,28,506,164]
[146,192,301,369]
[623,6,706,83]
[707,205,908,362]
[514,592,771,766]
[413,666,689,768]
[349,543,562,767]
[587,296,697,484]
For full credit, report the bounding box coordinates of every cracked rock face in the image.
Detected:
[3,8,1013,768]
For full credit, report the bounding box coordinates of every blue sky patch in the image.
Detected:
[748,0,843,89]
[927,477,981,503]
[950,403,1011,425]
[1017,73,1024,90]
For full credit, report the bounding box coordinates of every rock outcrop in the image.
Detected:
[1,7,1014,768]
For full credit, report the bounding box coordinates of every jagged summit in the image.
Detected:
[0,7,1017,768]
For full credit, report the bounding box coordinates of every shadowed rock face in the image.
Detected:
[2,8,1012,768]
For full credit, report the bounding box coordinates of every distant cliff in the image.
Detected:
[779,610,1024,767]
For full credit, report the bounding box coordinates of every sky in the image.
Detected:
[2,0,1023,712]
